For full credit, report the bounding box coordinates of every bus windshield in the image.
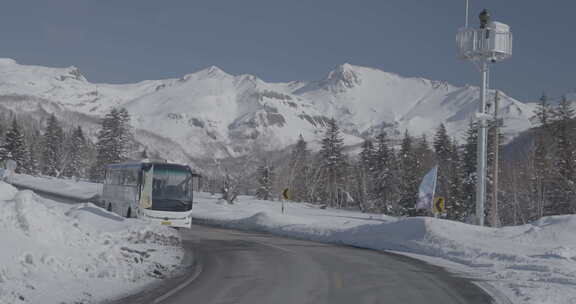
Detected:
[151,165,193,211]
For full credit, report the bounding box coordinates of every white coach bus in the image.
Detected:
[102,160,200,228]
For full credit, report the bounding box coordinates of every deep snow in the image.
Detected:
[0,181,184,304]
[4,174,576,304]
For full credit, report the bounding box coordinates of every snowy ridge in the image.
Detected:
[0,58,535,159]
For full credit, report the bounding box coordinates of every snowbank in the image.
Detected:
[193,193,576,304]
[0,182,183,304]
[10,174,102,201]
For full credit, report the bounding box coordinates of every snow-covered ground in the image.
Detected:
[0,181,184,304]
[10,173,102,201]
[4,174,576,304]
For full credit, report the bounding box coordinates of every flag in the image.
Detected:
[415,166,438,210]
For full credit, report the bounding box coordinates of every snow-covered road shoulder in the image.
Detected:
[0,182,184,304]
[193,193,576,304]
[9,174,102,201]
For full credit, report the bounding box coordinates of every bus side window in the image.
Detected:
[124,169,138,186]
[111,169,121,185]
[121,170,129,185]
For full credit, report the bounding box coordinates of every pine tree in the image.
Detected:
[415,135,434,173]
[547,96,575,214]
[398,130,419,215]
[358,138,375,207]
[359,139,375,172]
[0,122,7,162]
[64,126,88,178]
[551,96,575,182]
[288,135,310,202]
[256,160,275,200]
[316,118,347,207]
[3,119,28,173]
[41,114,65,176]
[91,108,133,181]
[532,93,552,128]
[433,124,452,204]
[460,120,478,219]
[447,139,465,220]
[117,108,133,159]
[372,131,399,213]
[22,129,41,175]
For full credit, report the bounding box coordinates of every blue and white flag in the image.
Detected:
[415,165,438,210]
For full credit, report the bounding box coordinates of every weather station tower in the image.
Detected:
[456,4,512,226]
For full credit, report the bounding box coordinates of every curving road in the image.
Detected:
[118,224,493,304]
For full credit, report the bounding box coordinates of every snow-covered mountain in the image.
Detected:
[0,58,535,160]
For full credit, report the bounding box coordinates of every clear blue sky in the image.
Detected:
[0,0,573,101]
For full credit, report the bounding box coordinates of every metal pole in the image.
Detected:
[465,0,469,28]
[476,59,488,226]
[492,90,499,227]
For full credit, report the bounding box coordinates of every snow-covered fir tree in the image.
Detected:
[91,108,133,181]
[0,122,6,162]
[551,96,575,182]
[547,96,575,214]
[3,119,28,173]
[288,135,311,202]
[461,120,478,218]
[41,114,64,176]
[372,131,398,213]
[398,130,419,215]
[359,139,375,173]
[316,118,347,207]
[433,124,451,202]
[64,126,88,178]
[23,129,42,176]
[358,138,376,207]
[117,108,134,158]
[447,139,465,220]
[256,160,275,200]
[532,93,552,130]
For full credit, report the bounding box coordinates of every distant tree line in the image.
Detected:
[498,93,576,224]
[231,93,576,227]
[3,91,575,227]
[0,107,133,182]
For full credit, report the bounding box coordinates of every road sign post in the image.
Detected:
[433,197,445,216]
[281,188,290,214]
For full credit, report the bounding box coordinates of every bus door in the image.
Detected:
[139,165,153,210]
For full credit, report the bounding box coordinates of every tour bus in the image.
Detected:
[101,160,200,228]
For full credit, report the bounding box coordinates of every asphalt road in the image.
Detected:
[121,224,494,304]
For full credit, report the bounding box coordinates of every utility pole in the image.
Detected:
[491,90,500,227]
[476,59,489,227]
[456,9,512,226]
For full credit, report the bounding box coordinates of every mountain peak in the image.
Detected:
[179,65,231,82]
[0,58,18,65]
[63,66,87,82]
[326,63,362,89]
[197,65,230,78]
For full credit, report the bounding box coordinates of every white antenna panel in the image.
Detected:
[457,21,512,62]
